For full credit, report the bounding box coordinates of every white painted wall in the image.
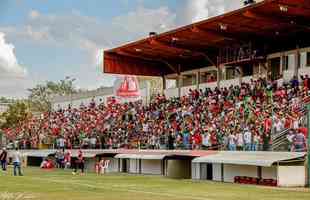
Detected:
[212,163,222,182]
[141,160,162,175]
[262,166,277,179]
[278,166,306,187]
[242,76,253,83]
[129,159,139,173]
[181,85,196,96]
[52,94,113,110]
[199,82,217,90]
[220,78,240,88]
[104,158,119,173]
[84,158,96,172]
[164,88,178,98]
[223,164,258,183]
[191,163,200,180]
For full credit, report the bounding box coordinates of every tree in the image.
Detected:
[0,97,14,103]
[28,77,77,112]
[0,101,31,129]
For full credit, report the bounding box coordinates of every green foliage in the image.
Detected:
[0,101,31,129]
[28,77,77,112]
[0,97,15,103]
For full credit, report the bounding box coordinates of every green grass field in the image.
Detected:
[0,167,309,200]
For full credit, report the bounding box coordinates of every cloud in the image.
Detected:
[0,32,27,77]
[181,0,243,24]
[0,32,33,98]
[112,6,176,37]
[0,1,248,97]
[29,9,40,19]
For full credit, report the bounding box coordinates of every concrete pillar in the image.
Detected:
[178,75,183,97]
[217,67,221,88]
[196,71,200,90]
[162,76,166,95]
[238,66,243,85]
[162,76,166,90]
[296,49,300,77]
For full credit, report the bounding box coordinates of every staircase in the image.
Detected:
[271,128,290,151]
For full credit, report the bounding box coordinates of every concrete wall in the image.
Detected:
[220,78,240,88]
[181,85,196,96]
[84,158,96,172]
[278,166,306,187]
[262,166,277,179]
[141,160,162,175]
[129,159,139,173]
[103,157,119,173]
[164,88,178,98]
[223,164,258,183]
[212,163,222,182]
[199,82,217,90]
[191,163,200,180]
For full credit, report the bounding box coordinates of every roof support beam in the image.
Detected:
[148,39,204,57]
[159,60,179,74]
[116,50,179,74]
[116,49,160,63]
[242,10,310,30]
[149,39,217,66]
[191,26,262,42]
[191,26,235,41]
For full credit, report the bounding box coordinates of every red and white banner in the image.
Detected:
[113,75,141,102]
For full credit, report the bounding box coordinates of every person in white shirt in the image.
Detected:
[202,132,211,150]
[274,119,284,133]
[228,133,236,151]
[236,132,244,151]
[243,128,252,151]
[90,136,97,149]
[12,148,23,176]
[58,137,65,149]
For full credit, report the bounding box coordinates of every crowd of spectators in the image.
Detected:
[3,76,310,152]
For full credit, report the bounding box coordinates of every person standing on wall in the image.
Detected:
[0,148,8,171]
[12,148,23,176]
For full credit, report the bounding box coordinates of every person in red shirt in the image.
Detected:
[298,127,308,139]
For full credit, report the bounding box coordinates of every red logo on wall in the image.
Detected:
[116,76,140,98]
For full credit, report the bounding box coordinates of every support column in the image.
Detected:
[162,76,166,94]
[238,66,243,85]
[196,71,200,90]
[217,66,221,88]
[296,48,300,77]
[178,75,183,97]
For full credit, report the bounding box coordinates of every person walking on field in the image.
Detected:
[73,150,85,175]
[0,148,8,171]
[12,148,23,176]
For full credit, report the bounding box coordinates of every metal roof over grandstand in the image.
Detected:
[192,151,306,167]
[104,0,310,76]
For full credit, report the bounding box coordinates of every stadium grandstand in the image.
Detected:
[1,0,310,188]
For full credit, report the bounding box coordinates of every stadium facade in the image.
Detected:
[103,0,310,98]
[101,0,310,187]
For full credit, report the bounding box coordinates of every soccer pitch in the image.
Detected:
[0,168,309,200]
